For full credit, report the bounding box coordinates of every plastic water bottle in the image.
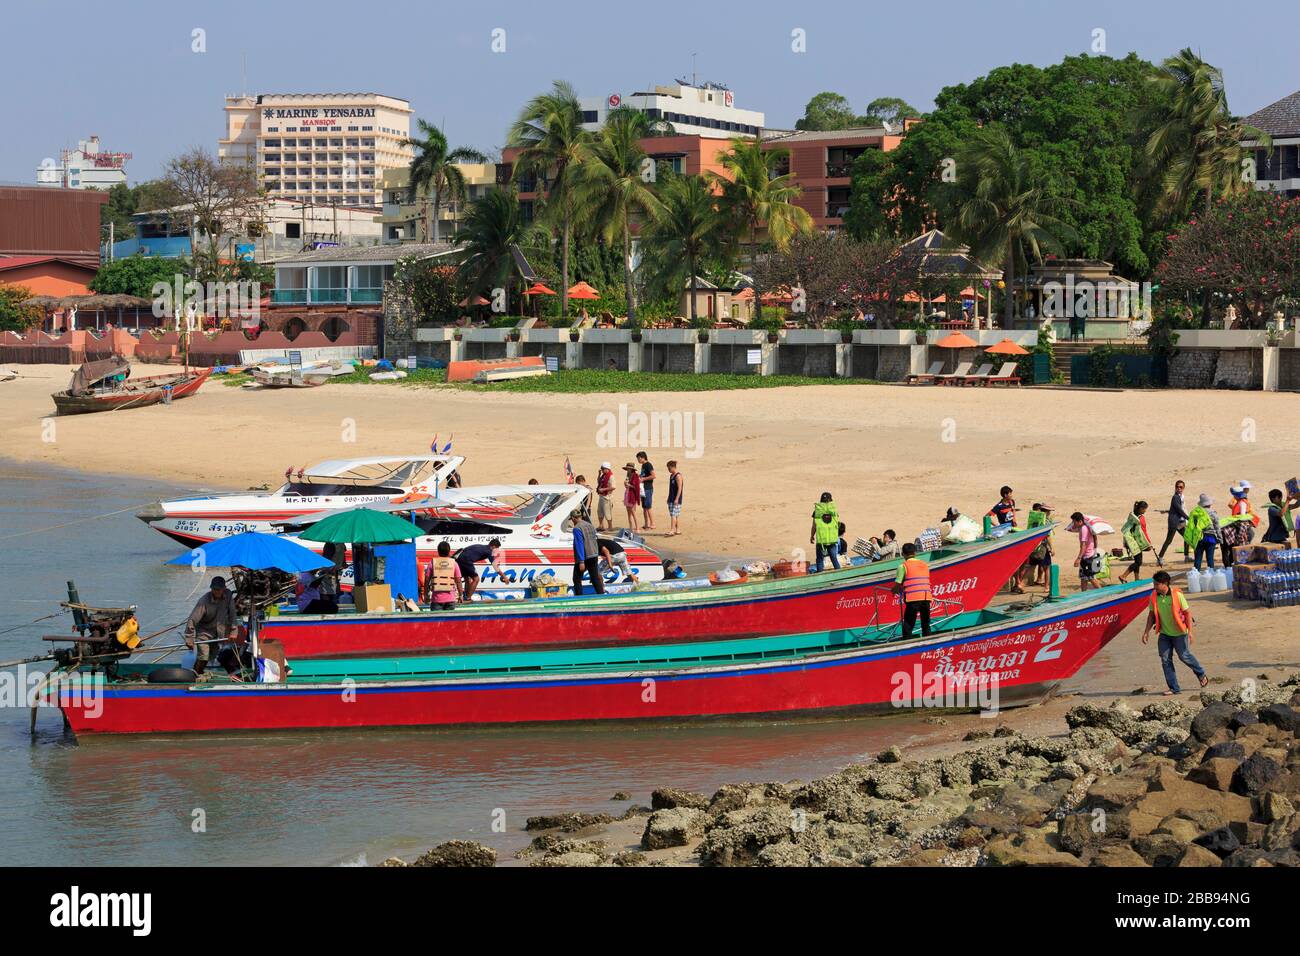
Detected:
[1223,567,1234,591]
[1186,568,1201,593]
[1211,568,1228,592]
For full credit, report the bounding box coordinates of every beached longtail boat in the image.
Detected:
[52,357,210,415]
[260,525,1052,659]
[48,580,1152,735]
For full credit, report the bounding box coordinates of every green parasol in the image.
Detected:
[296,506,420,544]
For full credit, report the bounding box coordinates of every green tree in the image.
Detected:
[862,97,920,127]
[90,253,192,298]
[508,80,592,318]
[0,284,43,332]
[573,107,665,323]
[711,138,814,316]
[947,126,1077,327]
[402,120,489,244]
[638,173,724,323]
[795,92,862,131]
[1141,48,1270,222]
[454,189,541,315]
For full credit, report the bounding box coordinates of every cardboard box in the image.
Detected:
[1237,562,1273,583]
[353,582,393,614]
[1258,543,1286,562]
[1234,545,1257,565]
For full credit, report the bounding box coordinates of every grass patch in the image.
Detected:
[444,369,870,393]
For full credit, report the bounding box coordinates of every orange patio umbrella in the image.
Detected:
[934,331,978,349]
[523,282,557,296]
[567,281,600,300]
[985,338,1029,355]
[459,294,491,307]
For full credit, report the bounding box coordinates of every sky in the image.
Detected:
[1,0,1295,185]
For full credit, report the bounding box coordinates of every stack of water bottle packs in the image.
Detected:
[1229,545,1300,606]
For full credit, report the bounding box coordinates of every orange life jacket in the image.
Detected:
[1150,587,1190,633]
[900,558,932,603]
[1232,498,1260,526]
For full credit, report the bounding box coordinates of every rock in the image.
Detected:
[377,857,407,867]
[1229,710,1260,731]
[1191,703,1238,743]
[1194,826,1242,858]
[524,812,613,832]
[1134,833,1189,867]
[1066,702,1140,738]
[993,725,1016,737]
[1202,741,1247,763]
[756,841,811,867]
[1135,767,1254,825]
[1187,758,1239,792]
[1084,774,1149,812]
[982,828,1084,867]
[1058,813,1106,855]
[963,729,993,741]
[1090,844,1150,867]
[617,805,652,821]
[650,787,709,811]
[411,840,497,867]
[1177,844,1223,867]
[1141,700,1194,723]
[1258,703,1300,735]
[1231,753,1282,796]
[1154,816,1203,844]
[531,851,603,867]
[610,791,631,801]
[1222,848,1275,867]
[641,807,705,850]
[877,745,903,763]
[611,850,649,866]
[1261,815,1300,852]
[698,805,793,866]
[1260,792,1296,823]
[960,807,1022,836]
[994,786,1053,827]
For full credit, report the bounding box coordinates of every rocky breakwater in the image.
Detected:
[386,676,1300,867]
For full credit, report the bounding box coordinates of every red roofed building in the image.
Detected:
[0,185,107,269]
[0,255,98,296]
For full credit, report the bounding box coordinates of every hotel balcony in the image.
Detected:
[271,287,384,305]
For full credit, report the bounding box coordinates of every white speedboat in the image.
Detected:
[138,455,466,546]
[278,484,665,597]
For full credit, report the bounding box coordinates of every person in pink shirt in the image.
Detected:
[622,463,642,532]
[1067,511,1102,591]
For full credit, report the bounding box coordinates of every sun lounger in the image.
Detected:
[987,362,1022,386]
[958,363,995,385]
[936,361,973,385]
[905,361,944,384]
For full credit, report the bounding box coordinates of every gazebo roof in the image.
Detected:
[897,229,1002,281]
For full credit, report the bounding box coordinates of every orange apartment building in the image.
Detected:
[497,124,911,232]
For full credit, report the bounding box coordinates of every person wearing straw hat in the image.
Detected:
[1184,495,1220,572]
[595,462,616,532]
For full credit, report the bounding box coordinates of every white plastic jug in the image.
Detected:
[1186,568,1202,593]
[1211,568,1228,592]
[1223,567,1234,591]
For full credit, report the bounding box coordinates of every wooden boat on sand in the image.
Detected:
[52,357,210,415]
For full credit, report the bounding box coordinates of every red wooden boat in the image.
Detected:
[49,580,1152,735]
[52,357,210,415]
[260,525,1051,659]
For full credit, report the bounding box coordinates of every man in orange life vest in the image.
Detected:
[1141,570,1208,695]
[893,543,932,639]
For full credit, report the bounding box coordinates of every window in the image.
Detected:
[581,110,598,123]
[264,138,281,148]
[286,222,301,239]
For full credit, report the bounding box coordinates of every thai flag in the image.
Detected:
[564,457,574,484]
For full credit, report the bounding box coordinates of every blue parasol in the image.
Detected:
[166,531,332,572]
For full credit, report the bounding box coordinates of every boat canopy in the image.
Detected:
[275,484,589,529]
[289,455,464,488]
[68,356,130,396]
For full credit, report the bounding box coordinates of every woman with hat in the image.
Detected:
[622,463,642,532]
[1184,494,1220,572]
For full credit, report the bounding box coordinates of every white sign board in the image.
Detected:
[545,356,559,372]
[746,349,761,366]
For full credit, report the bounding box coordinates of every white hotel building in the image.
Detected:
[219,92,413,209]
[579,82,764,137]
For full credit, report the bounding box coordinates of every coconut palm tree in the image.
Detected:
[507,81,591,318]
[402,120,489,244]
[947,125,1077,327]
[711,138,813,322]
[1141,48,1271,222]
[573,107,667,324]
[638,173,724,324]
[454,189,540,316]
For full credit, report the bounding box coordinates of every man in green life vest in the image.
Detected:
[893,542,932,639]
[1141,570,1208,695]
[810,491,841,572]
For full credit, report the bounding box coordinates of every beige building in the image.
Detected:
[220,92,413,209]
[377,164,496,243]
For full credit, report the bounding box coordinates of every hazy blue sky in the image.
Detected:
[2,0,1294,184]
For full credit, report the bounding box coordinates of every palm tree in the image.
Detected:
[711,138,813,322]
[573,107,667,323]
[454,189,539,315]
[638,173,723,324]
[947,125,1077,327]
[402,120,489,244]
[1141,49,1270,222]
[508,80,591,318]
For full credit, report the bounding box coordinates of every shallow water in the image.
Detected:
[0,461,972,866]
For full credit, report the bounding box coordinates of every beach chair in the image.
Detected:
[987,362,1022,386]
[957,363,994,386]
[905,361,944,385]
[936,361,973,385]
